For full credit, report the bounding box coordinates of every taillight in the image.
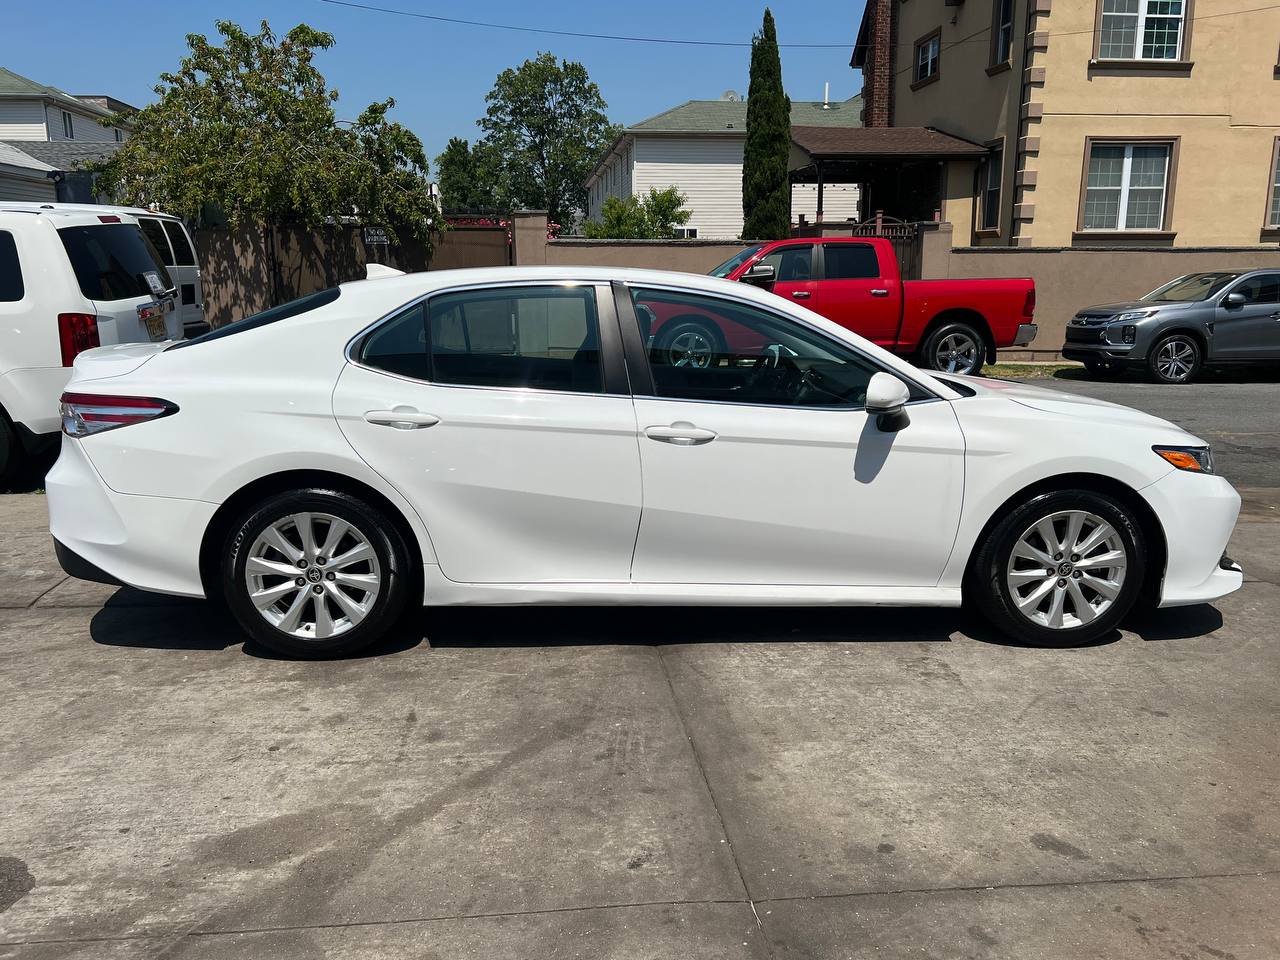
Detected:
[58,313,100,366]
[60,392,177,438]
[1022,288,1036,318]
[97,215,121,223]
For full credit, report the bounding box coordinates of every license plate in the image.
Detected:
[145,315,167,340]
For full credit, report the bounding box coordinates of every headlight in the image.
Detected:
[1153,445,1214,474]
[1114,311,1154,322]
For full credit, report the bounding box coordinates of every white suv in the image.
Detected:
[0,207,181,482]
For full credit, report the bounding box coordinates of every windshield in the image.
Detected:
[1144,272,1240,302]
[707,245,763,279]
[58,223,173,302]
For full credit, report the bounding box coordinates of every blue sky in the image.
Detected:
[4,0,866,169]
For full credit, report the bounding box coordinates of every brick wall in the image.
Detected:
[860,0,897,127]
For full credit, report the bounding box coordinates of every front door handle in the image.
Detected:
[644,422,717,446]
[364,408,440,430]
[870,288,890,297]
[790,290,811,299]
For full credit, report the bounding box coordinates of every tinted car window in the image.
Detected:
[0,231,22,302]
[138,218,175,266]
[163,220,197,266]
[634,287,897,408]
[1231,274,1280,305]
[361,303,427,379]
[822,243,880,280]
[426,285,601,393]
[169,288,339,350]
[58,223,173,302]
[758,245,813,282]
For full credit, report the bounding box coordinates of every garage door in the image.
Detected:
[0,174,57,202]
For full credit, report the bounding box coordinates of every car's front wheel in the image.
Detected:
[970,490,1146,646]
[222,489,412,658]
[1147,332,1202,384]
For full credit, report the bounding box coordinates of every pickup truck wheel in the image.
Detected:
[1147,333,1202,384]
[922,322,985,375]
[653,317,725,370]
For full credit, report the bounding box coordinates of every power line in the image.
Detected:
[315,0,855,49]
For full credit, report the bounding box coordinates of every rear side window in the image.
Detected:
[58,223,173,302]
[822,243,880,280]
[0,231,22,302]
[138,218,175,266]
[170,288,340,350]
[163,220,197,266]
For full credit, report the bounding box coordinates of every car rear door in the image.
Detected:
[58,221,180,344]
[160,219,205,335]
[812,242,903,348]
[1214,274,1280,359]
[332,281,643,584]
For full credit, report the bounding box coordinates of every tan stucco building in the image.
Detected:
[854,0,1280,248]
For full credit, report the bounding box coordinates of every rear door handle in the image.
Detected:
[364,408,440,430]
[790,290,811,299]
[644,422,717,446]
[870,288,890,297]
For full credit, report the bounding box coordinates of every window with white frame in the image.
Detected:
[1083,142,1172,231]
[1098,0,1186,61]
[114,128,123,142]
[672,228,698,239]
[991,0,1015,65]
[61,111,74,139]
[1269,142,1280,227]
[981,147,1003,230]
[914,32,941,83]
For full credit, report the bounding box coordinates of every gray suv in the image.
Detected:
[1062,271,1280,383]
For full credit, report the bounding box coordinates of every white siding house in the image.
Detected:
[585,96,863,239]
[0,141,56,201]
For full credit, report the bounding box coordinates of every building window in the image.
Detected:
[114,128,123,142]
[672,228,698,239]
[1082,141,1173,231]
[1268,139,1280,228]
[912,29,941,87]
[991,0,1015,65]
[61,110,74,139]
[980,147,1003,231]
[1098,0,1187,61]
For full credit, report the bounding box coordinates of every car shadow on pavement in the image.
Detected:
[1050,365,1280,384]
[1124,603,1225,641]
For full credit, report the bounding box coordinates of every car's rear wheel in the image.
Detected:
[652,316,725,369]
[921,321,985,375]
[222,489,412,658]
[1147,333,1202,384]
[971,490,1145,646]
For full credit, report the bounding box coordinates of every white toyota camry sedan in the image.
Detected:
[47,266,1243,657]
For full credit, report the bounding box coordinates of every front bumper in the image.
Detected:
[1013,323,1038,347]
[1141,469,1244,607]
[46,437,215,598]
[1062,343,1140,364]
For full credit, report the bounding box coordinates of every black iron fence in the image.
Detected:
[848,213,926,281]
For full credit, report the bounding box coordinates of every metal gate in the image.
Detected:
[849,214,924,281]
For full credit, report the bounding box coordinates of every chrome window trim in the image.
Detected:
[619,279,946,404]
[343,279,627,398]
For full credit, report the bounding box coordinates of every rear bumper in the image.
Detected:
[1141,469,1244,607]
[46,437,215,598]
[1012,323,1038,347]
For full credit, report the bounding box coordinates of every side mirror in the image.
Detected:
[742,262,776,286]
[865,372,911,432]
[1224,292,1247,307]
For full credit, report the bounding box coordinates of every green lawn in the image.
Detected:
[980,362,1081,380]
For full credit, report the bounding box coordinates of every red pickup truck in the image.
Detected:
[695,237,1036,375]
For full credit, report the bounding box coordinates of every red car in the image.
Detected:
[649,237,1036,376]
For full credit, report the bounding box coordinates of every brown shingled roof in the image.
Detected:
[791,125,989,159]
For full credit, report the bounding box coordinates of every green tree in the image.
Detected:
[741,8,792,240]
[435,136,498,210]
[95,20,438,248]
[582,187,692,239]
[476,52,618,226]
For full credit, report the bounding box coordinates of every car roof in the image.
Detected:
[0,207,143,228]
[0,201,182,222]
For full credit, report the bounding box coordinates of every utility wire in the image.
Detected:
[315,0,855,48]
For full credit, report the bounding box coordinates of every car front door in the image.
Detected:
[756,242,819,307]
[1213,274,1280,359]
[332,281,642,584]
[618,283,966,587]
[812,242,903,348]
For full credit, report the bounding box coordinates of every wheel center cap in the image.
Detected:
[1057,561,1074,576]
[306,567,323,584]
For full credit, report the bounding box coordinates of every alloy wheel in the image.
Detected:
[667,330,714,368]
[244,512,382,640]
[934,331,980,374]
[1005,509,1127,630]
[1154,338,1197,382]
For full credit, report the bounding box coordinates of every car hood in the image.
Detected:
[944,374,1207,444]
[1078,300,1195,315]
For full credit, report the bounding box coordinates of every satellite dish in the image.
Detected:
[720,90,742,102]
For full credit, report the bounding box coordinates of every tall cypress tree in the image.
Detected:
[741,9,792,240]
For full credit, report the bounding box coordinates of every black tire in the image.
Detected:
[921,321,986,375]
[221,488,412,658]
[652,315,725,369]
[1146,332,1202,384]
[970,489,1146,646]
[1083,357,1126,379]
